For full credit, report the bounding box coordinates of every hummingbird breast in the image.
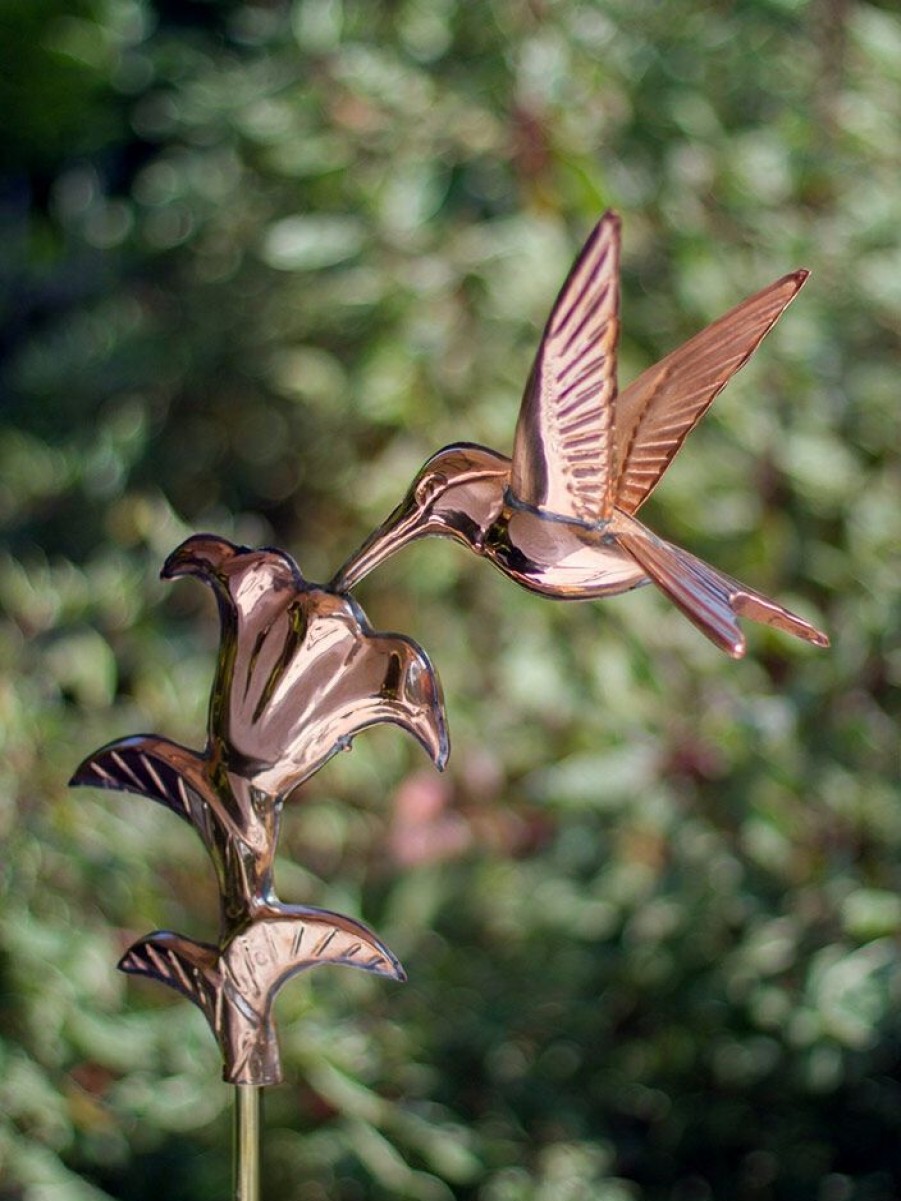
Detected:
[482,504,648,599]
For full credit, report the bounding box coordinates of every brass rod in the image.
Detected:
[233,1084,261,1201]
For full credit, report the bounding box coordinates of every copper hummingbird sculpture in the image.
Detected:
[72,535,448,1084]
[331,212,828,658]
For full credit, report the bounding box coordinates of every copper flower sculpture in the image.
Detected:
[331,212,828,658]
[72,535,448,1084]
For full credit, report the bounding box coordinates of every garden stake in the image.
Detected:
[234,1085,261,1201]
[71,213,828,1197]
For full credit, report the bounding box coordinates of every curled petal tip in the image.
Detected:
[161,533,239,580]
[160,549,193,581]
[431,712,451,771]
[376,944,406,983]
[394,713,450,774]
[410,688,450,770]
[418,724,450,773]
[400,653,450,771]
[160,540,193,580]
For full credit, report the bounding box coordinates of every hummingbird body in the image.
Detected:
[331,214,829,659]
[484,493,645,599]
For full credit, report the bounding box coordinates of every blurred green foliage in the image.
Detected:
[1,0,899,1198]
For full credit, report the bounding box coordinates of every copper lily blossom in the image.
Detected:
[163,534,449,797]
[331,212,829,659]
[72,534,448,1084]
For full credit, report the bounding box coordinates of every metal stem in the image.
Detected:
[233,1084,261,1201]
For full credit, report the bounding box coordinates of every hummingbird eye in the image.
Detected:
[414,472,447,508]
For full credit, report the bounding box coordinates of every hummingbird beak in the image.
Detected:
[329,495,426,593]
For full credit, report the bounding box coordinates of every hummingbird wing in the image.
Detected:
[509,212,621,524]
[614,270,809,515]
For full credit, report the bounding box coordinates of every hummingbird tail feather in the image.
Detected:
[616,523,829,658]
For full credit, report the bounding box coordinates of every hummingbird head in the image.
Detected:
[329,442,510,592]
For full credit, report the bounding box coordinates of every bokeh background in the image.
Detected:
[1,1,899,1198]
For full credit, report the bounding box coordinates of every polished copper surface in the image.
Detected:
[331,212,828,659]
[72,535,446,1084]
